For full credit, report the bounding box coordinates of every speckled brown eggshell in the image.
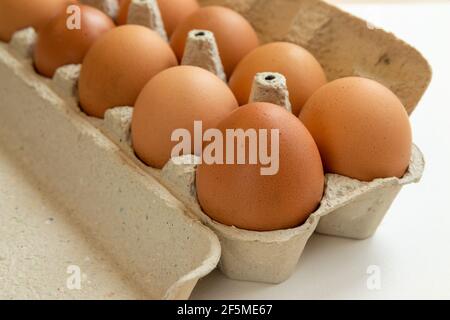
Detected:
[0,0,77,42]
[132,65,238,169]
[34,4,115,78]
[78,25,178,118]
[229,42,327,115]
[117,0,199,37]
[170,6,259,77]
[196,102,325,232]
[299,77,412,182]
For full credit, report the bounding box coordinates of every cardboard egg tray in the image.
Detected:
[0,0,431,297]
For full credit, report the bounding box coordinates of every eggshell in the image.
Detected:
[78,25,178,118]
[34,5,115,78]
[0,0,77,42]
[299,77,412,182]
[117,0,199,37]
[196,102,325,232]
[229,42,327,115]
[132,65,238,169]
[170,6,259,77]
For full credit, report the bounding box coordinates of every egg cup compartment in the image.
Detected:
[0,40,221,300]
[160,147,424,283]
[0,0,431,293]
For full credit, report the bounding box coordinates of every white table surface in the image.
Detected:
[191,0,450,300]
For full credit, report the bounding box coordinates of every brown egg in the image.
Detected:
[34,5,115,78]
[117,0,199,36]
[170,6,259,77]
[78,25,178,118]
[299,77,412,181]
[0,0,77,42]
[132,65,238,169]
[196,102,324,231]
[229,42,327,115]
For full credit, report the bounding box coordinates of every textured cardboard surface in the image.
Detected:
[250,72,292,112]
[182,30,227,82]
[0,143,147,300]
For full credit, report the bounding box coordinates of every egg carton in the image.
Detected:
[0,0,431,295]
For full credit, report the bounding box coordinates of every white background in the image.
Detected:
[191,0,450,299]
